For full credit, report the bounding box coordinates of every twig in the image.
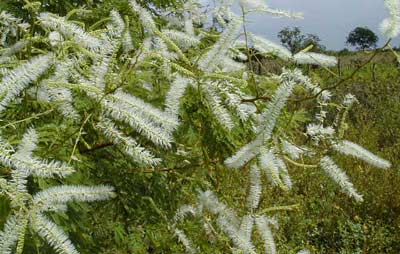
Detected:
[283,155,318,168]
[241,95,271,103]
[79,142,114,153]
[0,108,55,129]
[68,113,92,164]
[260,204,300,213]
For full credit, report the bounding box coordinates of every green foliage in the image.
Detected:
[0,0,398,254]
[346,27,379,50]
[278,26,325,53]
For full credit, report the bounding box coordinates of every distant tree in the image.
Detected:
[278,26,325,53]
[346,27,378,50]
[302,33,326,52]
[339,48,351,55]
[278,27,305,53]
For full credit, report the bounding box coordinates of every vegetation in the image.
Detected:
[346,27,379,50]
[0,0,399,254]
[278,27,325,53]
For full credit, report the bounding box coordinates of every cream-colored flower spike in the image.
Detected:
[381,0,400,38]
[0,53,53,113]
[0,128,114,254]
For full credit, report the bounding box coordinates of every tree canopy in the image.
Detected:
[346,27,379,50]
[278,26,325,53]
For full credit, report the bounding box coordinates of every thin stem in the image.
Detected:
[283,155,318,168]
[260,204,300,213]
[0,109,55,129]
[68,113,92,164]
[240,5,258,96]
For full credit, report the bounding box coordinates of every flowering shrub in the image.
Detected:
[0,0,398,253]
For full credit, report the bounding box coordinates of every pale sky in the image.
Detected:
[206,0,400,50]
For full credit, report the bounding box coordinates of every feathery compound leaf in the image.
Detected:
[319,156,363,202]
[96,117,161,165]
[31,213,79,254]
[333,140,391,169]
[38,12,101,51]
[33,185,114,211]
[0,53,53,112]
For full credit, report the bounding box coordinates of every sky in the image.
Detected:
[208,0,400,50]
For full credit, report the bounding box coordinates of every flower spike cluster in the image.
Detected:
[381,0,400,38]
[0,0,394,253]
[0,128,114,254]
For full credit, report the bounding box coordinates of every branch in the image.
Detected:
[241,95,271,103]
[259,204,300,213]
[283,155,318,168]
[79,142,114,153]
